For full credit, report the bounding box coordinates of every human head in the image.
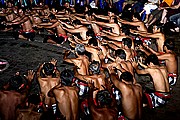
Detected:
[8,74,24,91]
[88,37,98,46]
[163,38,175,52]
[122,38,132,48]
[133,12,141,21]
[18,8,25,16]
[48,13,56,22]
[42,63,56,76]
[108,8,115,17]
[115,49,126,60]
[109,17,118,24]
[72,19,81,28]
[120,71,133,83]
[89,60,100,75]
[121,24,130,35]
[75,44,85,55]
[152,23,163,33]
[96,90,112,107]
[145,54,160,66]
[60,69,74,86]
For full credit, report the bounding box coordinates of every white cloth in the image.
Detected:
[144,3,158,14]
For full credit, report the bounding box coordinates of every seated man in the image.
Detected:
[74,60,106,99]
[6,8,35,41]
[143,38,177,86]
[48,69,79,120]
[36,59,60,115]
[37,14,68,45]
[132,54,170,108]
[108,69,143,120]
[88,81,118,120]
[0,70,35,120]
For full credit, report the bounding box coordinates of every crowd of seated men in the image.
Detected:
[0,0,178,120]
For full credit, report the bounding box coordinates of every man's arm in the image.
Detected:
[131,59,149,75]
[93,21,116,28]
[73,67,91,82]
[157,53,172,60]
[62,26,82,33]
[120,19,141,27]
[60,21,74,29]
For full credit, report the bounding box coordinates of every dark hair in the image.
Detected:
[120,71,133,82]
[72,19,81,25]
[88,37,98,46]
[108,8,115,14]
[96,90,112,107]
[122,38,132,48]
[112,17,118,24]
[145,54,160,66]
[60,69,74,86]
[42,63,55,76]
[164,38,175,51]
[133,12,141,20]
[115,49,126,60]
[49,13,56,20]
[89,60,100,74]
[121,25,130,35]
[8,75,24,91]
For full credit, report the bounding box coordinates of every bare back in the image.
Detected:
[121,84,142,120]
[54,86,79,120]
[38,77,60,105]
[147,67,169,92]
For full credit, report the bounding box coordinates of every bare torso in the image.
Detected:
[54,86,79,120]
[38,77,60,105]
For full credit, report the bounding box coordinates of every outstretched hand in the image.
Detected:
[130,58,138,68]
[50,58,57,66]
[24,70,35,83]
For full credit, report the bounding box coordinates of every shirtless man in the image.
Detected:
[48,69,79,120]
[108,69,142,120]
[144,38,177,86]
[132,54,170,108]
[131,24,165,52]
[87,81,118,120]
[0,70,35,120]
[74,60,106,99]
[118,12,148,32]
[92,17,121,35]
[122,38,135,60]
[37,14,68,45]
[61,19,89,41]
[36,59,60,114]
[63,44,90,75]
[6,8,35,41]
[102,49,134,80]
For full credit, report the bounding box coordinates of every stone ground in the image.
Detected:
[0,31,180,120]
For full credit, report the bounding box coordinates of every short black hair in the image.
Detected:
[72,19,81,25]
[122,38,132,48]
[145,54,160,66]
[49,13,56,20]
[96,90,112,107]
[164,38,175,51]
[115,49,126,60]
[121,25,130,35]
[60,69,74,86]
[88,37,98,46]
[133,12,141,20]
[42,63,55,76]
[120,71,133,82]
[8,75,24,91]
